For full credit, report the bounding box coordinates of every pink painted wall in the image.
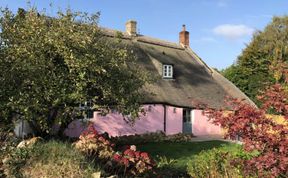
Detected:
[64,106,222,138]
[91,105,165,137]
[65,105,166,137]
[166,106,183,134]
[192,109,222,136]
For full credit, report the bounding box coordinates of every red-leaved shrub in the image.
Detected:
[112,145,156,176]
[74,124,156,176]
[205,83,288,177]
[73,124,115,160]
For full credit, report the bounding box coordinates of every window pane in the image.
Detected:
[163,65,173,78]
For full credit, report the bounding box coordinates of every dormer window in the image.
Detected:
[163,64,173,78]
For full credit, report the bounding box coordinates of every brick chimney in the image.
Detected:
[126,20,137,36]
[179,24,189,47]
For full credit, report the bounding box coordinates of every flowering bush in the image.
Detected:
[73,124,115,160]
[74,125,156,176]
[112,145,156,176]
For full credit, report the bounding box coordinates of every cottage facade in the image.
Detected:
[65,21,253,138]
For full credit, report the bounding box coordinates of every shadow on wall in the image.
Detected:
[64,105,165,138]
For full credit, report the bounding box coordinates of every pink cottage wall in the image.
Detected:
[166,106,182,134]
[64,104,183,137]
[192,109,222,136]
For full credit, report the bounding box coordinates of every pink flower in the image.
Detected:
[140,152,149,158]
[121,158,129,166]
[113,153,122,161]
[87,125,98,135]
[130,145,137,151]
[124,149,135,157]
[140,152,149,159]
[135,151,141,159]
[104,140,110,145]
[98,136,105,142]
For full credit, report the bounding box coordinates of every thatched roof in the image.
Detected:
[101,28,255,109]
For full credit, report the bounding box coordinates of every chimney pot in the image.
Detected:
[179,24,189,47]
[182,24,186,31]
[126,20,137,36]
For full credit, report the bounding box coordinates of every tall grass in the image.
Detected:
[9,140,101,178]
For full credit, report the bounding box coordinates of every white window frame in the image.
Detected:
[162,64,173,78]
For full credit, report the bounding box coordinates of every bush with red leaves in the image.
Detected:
[112,145,156,176]
[73,123,115,160]
[74,124,156,176]
[205,83,288,177]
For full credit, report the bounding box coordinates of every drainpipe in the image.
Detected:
[163,105,166,133]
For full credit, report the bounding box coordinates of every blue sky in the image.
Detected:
[1,0,288,69]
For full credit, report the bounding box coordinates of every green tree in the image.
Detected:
[0,7,149,136]
[222,16,288,104]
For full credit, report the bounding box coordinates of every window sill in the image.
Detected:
[162,78,175,81]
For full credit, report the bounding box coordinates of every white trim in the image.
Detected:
[162,64,173,78]
[191,109,195,129]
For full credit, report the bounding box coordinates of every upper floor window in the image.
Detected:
[163,64,173,78]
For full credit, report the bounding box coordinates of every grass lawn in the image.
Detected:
[137,140,241,172]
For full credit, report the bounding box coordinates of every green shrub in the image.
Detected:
[166,133,195,142]
[0,126,19,159]
[112,132,166,146]
[3,140,101,178]
[112,132,194,146]
[187,147,246,178]
[0,126,21,177]
[154,155,189,177]
[2,147,31,177]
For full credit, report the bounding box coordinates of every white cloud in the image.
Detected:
[213,24,255,40]
[217,1,228,7]
[194,37,217,43]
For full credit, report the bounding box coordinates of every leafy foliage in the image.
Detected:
[220,17,288,176]
[112,145,156,176]
[73,124,115,160]
[0,126,21,177]
[137,140,239,177]
[112,131,194,146]
[222,16,288,104]
[205,83,288,177]
[73,125,156,176]
[3,147,32,177]
[0,6,149,135]
[187,147,249,178]
[2,140,101,178]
